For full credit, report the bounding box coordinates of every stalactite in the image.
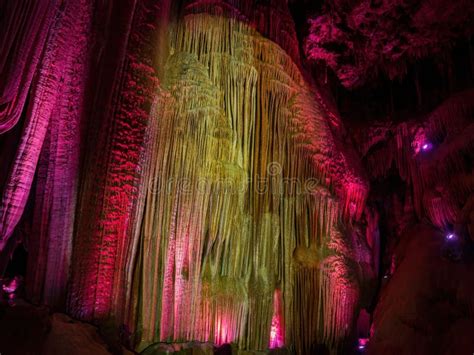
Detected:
[423,193,459,228]
[365,206,380,276]
[133,9,367,354]
[184,0,301,66]
[360,89,474,231]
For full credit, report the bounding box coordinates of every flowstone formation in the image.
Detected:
[133,4,371,352]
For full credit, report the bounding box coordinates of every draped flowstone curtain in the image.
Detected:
[131,3,369,352]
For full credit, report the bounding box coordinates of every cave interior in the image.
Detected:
[0,0,473,354]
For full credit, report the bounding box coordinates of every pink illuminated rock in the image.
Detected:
[305,0,474,87]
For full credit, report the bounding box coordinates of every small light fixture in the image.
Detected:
[358,338,369,351]
[446,233,456,241]
[421,142,432,151]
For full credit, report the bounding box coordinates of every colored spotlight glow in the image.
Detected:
[2,277,20,293]
[269,289,284,348]
[358,337,369,351]
[446,233,456,240]
[421,142,432,151]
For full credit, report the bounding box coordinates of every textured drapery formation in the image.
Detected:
[67,0,165,321]
[25,0,94,309]
[0,1,60,133]
[132,8,369,353]
[0,0,89,264]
